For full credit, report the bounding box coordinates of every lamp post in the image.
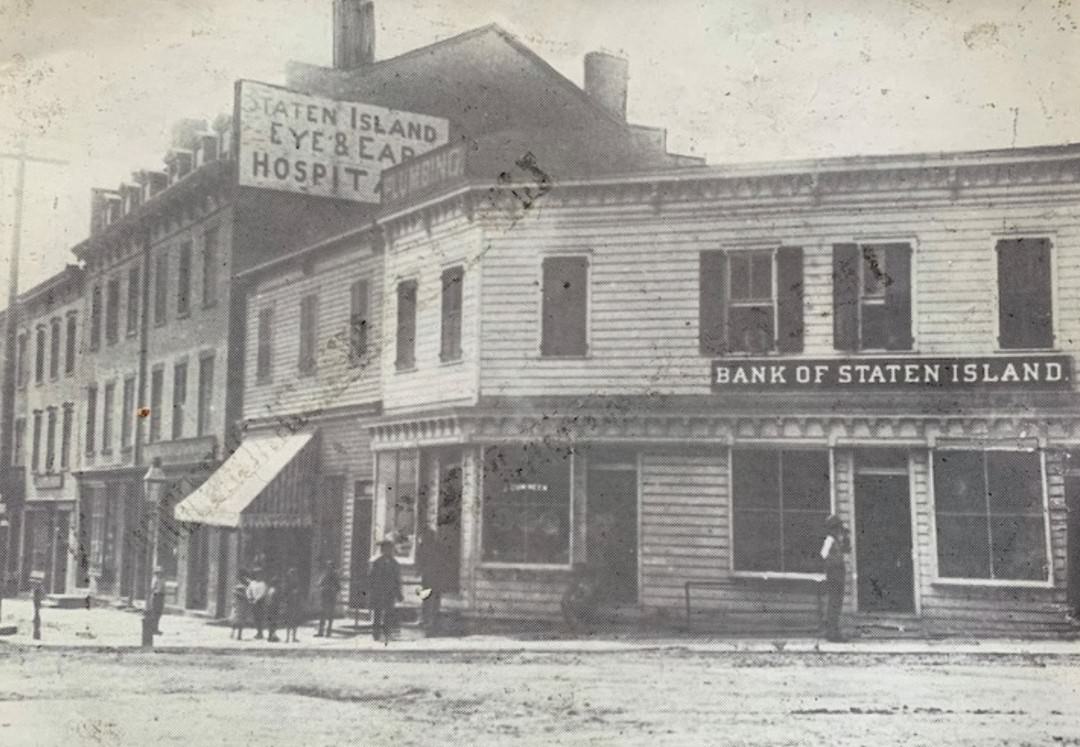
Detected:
[142,458,167,647]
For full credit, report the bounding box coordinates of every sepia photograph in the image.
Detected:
[0,0,1079,744]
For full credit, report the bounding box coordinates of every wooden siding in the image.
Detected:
[477,198,1080,397]
[244,244,382,420]
[381,215,483,414]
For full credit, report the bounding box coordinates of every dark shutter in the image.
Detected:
[699,250,727,355]
[997,238,1053,349]
[396,281,418,368]
[776,247,804,352]
[541,257,589,357]
[883,243,913,350]
[832,244,859,351]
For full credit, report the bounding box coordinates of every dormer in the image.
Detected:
[194,132,219,168]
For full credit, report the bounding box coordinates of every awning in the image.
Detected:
[174,430,317,529]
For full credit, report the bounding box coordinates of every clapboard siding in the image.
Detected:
[244,241,382,420]
[478,198,1080,397]
[381,215,483,414]
[472,568,571,618]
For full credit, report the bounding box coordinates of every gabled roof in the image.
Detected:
[286,24,699,178]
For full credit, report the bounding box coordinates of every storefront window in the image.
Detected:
[482,444,572,565]
[378,450,421,559]
[732,450,830,574]
[933,450,1048,581]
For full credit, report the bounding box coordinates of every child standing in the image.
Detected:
[368,539,403,644]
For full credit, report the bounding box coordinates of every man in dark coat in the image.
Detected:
[369,538,403,643]
[416,527,445,634]
[315,561,341,637]
[821,514,851,642]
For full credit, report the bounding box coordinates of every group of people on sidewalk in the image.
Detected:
[231,565,319,642]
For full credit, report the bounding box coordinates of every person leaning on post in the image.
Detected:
[820,514,851,643]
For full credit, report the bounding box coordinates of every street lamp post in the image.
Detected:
[142,458,167,648]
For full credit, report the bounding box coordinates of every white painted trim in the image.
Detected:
[730,571,826,582]
[478,562,574,572]
[931,577,1055,590]
[907,450,922,616]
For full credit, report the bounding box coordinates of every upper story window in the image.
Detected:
[65,313,77,374]
[298,294,318,376]
[395,280,418,370]
[154,251,168,326]
[12,417,25,467]
[197,354,215,437]
[101,381,115,454]
[997,238,1053,350]
[541,256,589,357]
[60,404,73,470]
[34,326,46,384]
[16,332,27,388]
[126,264,140,337]
[440,266,464,362]
[49,318,60,379]
[833,243,913,351]
[349,279,369,366]
[172,361,188,440]
[89,284,102,350]
[177,241,192,317]
[732,449,830,574]
[31,410,42,473]
[121,376,135,450]
[700,248,804,355]
[149,368,163,443]
[85,385,97,456]
[933,450,1048,581]
[202,227,219,308]
[105,276,121,344]
[45,407,57,472]
[256,307,273,383]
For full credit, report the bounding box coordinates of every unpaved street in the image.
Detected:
[0,648,1077,745]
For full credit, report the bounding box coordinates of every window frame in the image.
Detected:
[89,284,102,350]
[440,265,464,363]
[148,367,164,444]
[725,249,777,354]
[374,449,422,564]
[172,360,188,440]
[255,306,274,384]
[101,380,115,455]
[64,312,77,375]
[45,407,57,473]
[105,275,121,344]
[298,294,319,376]
[31,409,42,474]
[60,404,73,470]
[538,254,591,358]
[16,332,27,388]
[991,233,1058,352]
[348,279,369,367]
[121,376,136,451]
[177,240,193,317]
[197,352,215,437]
[49,317,61,380]
[34,325,46,385]
[126,264,140,337]
[478,444,576,570]
[727,445,833,580]
[84,385,97,456]
[928,445,1053,588]
[394,278,418,371]
[202,226,219,309]
[154,250,168,327]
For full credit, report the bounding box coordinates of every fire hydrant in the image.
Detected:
[32,583,44,641]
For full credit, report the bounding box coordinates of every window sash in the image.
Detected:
[154,253,168,325]
[197,356,214,436]
[172,363,187,440]
[177,242,192,316]
[49,320,60,379]
[65,315,77,374]
[298,295,318,374]
[121,378,135,449]
[540,257,589,357]
[149,370,163,443]
[440,267,463,361]
[60,406,73,469]
[105,278,120,343]
[396,281,418,369]
[349,280,369,364]
[378,450,421,560]
[127,265,140,335]
[102,383,115,453]
[45,409,57,472]
[202,228,218,308]
[256,308,273,381]
[90,285,102,349]
[34,327,45,383]
[85,387,97,455]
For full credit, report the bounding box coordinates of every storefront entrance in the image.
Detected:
[1066,453,1080,616]
[586,455,638,605]
[436,460,463,593]
[854,450,914,613]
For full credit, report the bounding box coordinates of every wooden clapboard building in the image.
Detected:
[368,142,1080,636]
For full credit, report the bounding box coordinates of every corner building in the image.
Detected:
[371,144,1080,635]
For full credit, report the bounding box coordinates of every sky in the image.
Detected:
[0,0,1078,293]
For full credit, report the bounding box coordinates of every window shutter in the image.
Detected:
[997,238,1052,349]
[541,257,589,357]
[776,247,804,353]
[832,244,859,351]
[699,250,727,355]
[884,243,913,350]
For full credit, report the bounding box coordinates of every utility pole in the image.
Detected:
[0,138,68,605]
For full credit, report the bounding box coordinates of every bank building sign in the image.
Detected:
[711,355,1073,392]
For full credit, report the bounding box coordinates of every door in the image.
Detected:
[586,461,639,605]
[1066,471,1080,615]
[215,529,230,618]
[437,460,463,593]
[854,450,914,613]
[187,524,210,610]
[53,511,70,594]
[349,481,373,608]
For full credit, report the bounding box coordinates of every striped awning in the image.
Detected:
[174,430,317,529]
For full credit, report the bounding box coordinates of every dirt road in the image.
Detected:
[0,648,1077,745]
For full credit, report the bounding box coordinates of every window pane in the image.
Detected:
[855,449,908,472]
[727,305,774,352]
[392,451,418,558]
[987,452,1042,515]
[860,302,890,349]
[733,451,779,509]
[861,245,887,297]
[990,515,1047,581]
[541,257,588,357]
[729,254,750,300]
[732,510,781,572]
[933,451,986,514]
[750,253,772,299]
[936,514,990,579]
[782,451,830,511]
[783,511,829,573]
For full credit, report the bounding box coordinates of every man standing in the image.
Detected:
[416,527,444,635]
[246,569,269,640]
[820,514,851,642]
[315,561,341,638]
[149,567,165,635]
[369,539,403,644]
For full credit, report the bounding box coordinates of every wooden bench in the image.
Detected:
[684,576,825,633]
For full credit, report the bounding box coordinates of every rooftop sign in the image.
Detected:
[380,141,467,208]
[711,355,1072,392]
[235,80,450,203]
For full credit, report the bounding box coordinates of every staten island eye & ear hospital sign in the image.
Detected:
[235,80,451,203]
[711,355,1073,392]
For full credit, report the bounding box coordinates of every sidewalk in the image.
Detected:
[2,597,1079,657]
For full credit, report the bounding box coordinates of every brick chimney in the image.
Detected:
[333,0,375,69]
[584,51,629,122]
